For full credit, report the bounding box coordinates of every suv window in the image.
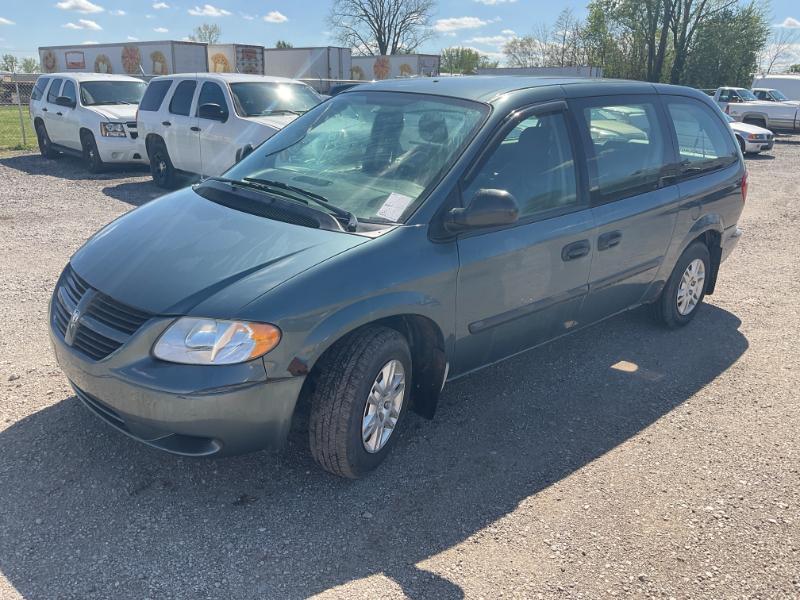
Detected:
[169,80,197,116]
[61,80,77,104]
[465,111,579,219]
[47,78,63,103]
[578,99,667,203]
[140,79,173,111]
[31,77,50,101]
[196,81,229,119]
[665,97,738,174]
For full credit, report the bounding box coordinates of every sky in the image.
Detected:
[0,0,798,64]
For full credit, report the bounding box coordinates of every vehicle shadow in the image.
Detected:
[0,304,747,599]
[0,153,149,181]
[101,181,166,207]
[744,153,775,160]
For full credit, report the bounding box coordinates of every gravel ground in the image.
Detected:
[0,141,798,600]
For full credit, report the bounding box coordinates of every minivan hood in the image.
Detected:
[86,104,138,121]
[70,188,367,315]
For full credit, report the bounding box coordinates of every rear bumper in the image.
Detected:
[50,316,304,457]
[721,225,743,263]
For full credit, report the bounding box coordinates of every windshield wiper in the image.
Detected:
[263,109,301,116]
[243,177,358,231]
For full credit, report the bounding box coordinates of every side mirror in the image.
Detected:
[444,189,519,232]
[198,102,228,122]
[55,96,76,108]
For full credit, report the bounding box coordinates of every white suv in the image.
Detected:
[29,73,147,173]
[137,73,322,188]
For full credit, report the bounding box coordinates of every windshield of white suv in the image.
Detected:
[229,82,321,117]
[80,81,146,106]
[225,91,488,223]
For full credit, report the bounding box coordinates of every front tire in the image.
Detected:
[148,139,177,189]
[308,326,412,478]
[35,122,59,159]
[81,132,104,173]
[652,241,710,329]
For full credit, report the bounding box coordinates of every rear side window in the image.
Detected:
[61,80,77,104]
[47,78,63,103]
[31,77,50,101]
[140,79,173,111]
[169,80,196,116]
[465,111,579,220]
[577,99,667,203]
[665,98,737,174]
[196,82,229,118]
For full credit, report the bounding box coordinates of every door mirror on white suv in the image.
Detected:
[198,102,228,122]
[55,96,76,109]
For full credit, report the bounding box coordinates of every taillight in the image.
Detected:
[741,171,748,203]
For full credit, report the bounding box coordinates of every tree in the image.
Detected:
[275,40,293,49]
[329,0,435,55]
[669,0,738,84]
[790,64,800,73]
[503,25,552,68]
[440,47,496,74]
[1,54,19,73]
[189,23,221,44]
[21,57,40,73]
[760,26,800,74]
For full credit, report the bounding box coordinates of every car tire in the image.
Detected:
[81,132,104,174]
[149,139,177,189]
[35,122,59,159]
[651,241,711,329]
[308,326,412,478]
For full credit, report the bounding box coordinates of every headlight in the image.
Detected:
[100,122,126,137]
[153,318,281,365]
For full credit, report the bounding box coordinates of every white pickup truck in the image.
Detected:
[711,87,800,133]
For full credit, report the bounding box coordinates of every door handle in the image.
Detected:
[56,111,63,116]
[162,121,171,127]
[598,230,622,251]
[42,107,48,112]
[190,126,201,132]
[561,239,591,262]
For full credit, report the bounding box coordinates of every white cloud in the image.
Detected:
[0,17,15,25]
[264,10,288,23]
[145,14,154,18]
[188,4,231,17]
[153,26,168,33]
[501,29,515,35]
[63,18,102,30]
[81,40,98,44]
[473,0,517,4]
[153,2,169,8]
[127,35,138,41]
[466,34,514,47]
[434,17,489,33]
[777,17,800,28]
[240,12,255,20]
[110,9,125,15]
[55,0,104,14]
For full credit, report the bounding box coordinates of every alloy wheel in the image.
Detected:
[361,359,405,453]
[676,258,706,316]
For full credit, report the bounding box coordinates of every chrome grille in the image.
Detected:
[51,265,152,361]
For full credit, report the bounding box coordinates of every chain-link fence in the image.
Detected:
[0,77,36,151]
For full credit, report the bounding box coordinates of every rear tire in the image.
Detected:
[35,122,59,159]
[651,241,711,329]
[149,139,177,189]
[81,132,104,173]
[308,326,412,478]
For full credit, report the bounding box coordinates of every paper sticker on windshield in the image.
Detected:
[376,193,413,221]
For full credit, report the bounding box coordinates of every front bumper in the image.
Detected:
[50,316,305,457]
[743,139,773,153]
[95,134,148,164]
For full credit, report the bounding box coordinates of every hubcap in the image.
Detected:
[157,158,167,176]
[361,359,405,454]
[677,258,706,316]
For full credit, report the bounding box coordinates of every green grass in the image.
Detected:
[0,105,36,150]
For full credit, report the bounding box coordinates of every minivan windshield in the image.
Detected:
[230,82,321,117]
[80,80,146,106]
[225,91,488,223]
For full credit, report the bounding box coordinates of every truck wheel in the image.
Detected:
[651,241,711,329]
[35,122,59,159]
[309,326,411,478]
[81,132,104,173]
[149,139,177,189]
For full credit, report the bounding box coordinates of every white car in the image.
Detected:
[29,73,147,172]
[725,114,773,155]
[136,73,322,188]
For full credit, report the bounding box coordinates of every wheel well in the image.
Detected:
[694,230,722,294]
[33,117,44,129]
[296,315,448,422]
[79,127,93,143]
[145,133,164,154]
